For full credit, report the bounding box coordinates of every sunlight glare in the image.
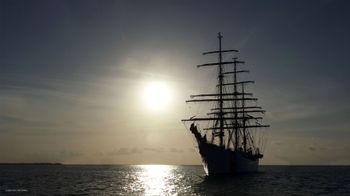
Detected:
[137,165,175,195]
[143,82,171,110]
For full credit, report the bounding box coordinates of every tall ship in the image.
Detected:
[182,33,269,175]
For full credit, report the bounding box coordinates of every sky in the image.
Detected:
[1,0,350,165]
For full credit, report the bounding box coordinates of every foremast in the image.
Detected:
[182,32,269,154]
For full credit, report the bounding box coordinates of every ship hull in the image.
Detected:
[198,142,259,175]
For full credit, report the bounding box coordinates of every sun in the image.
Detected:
[143,82,171,110]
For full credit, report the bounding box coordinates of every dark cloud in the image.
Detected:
[308,146,316,152]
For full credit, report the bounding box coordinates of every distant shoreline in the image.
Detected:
[0,163,349,166]
[0,163,63,165]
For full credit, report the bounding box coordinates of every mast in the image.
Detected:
[242,83,247,152]
[233,57,238,151]
[218,32,224,148]
[232,57,245,151]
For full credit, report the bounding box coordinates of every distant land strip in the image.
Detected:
[0,163,63,165]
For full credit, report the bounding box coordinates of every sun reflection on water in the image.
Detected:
[136,165,176,196]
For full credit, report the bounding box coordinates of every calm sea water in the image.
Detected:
[0,165,349,195]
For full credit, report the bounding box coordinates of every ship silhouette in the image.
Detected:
[182,32,269,175]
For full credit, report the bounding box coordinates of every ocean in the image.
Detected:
[0,165,349,195]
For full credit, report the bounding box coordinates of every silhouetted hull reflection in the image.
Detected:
[199,142,259,175]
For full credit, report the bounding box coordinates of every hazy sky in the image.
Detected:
[1,0,350,165]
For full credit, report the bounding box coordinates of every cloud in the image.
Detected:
[170,148,184,153]
[264,135,350,165]
[17,151,84,163]
[108,148,132,156]
[308,146,316,152]
[143,147,164,153]
[107,147,191,156]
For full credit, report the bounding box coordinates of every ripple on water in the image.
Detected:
[0,165,350,195]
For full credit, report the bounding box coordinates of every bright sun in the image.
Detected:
[143,82,171,110]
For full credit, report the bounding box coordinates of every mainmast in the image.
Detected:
[218,32,224,148]
[231,57,245,150]
[233,57,238,150]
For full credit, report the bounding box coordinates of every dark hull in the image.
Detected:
[198,141,259,175]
